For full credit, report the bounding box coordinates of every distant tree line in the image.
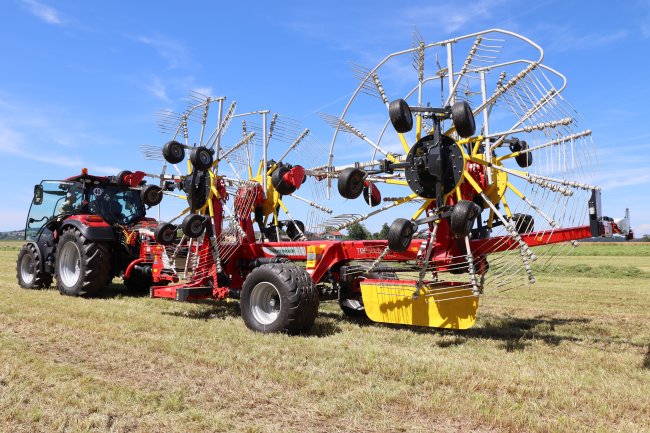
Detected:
[345,222,390,240]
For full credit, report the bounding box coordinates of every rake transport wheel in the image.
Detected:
[55,227,111,296]
[16,243,52,289]
[241,263,319,334]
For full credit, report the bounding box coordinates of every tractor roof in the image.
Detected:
[64,173,112,184]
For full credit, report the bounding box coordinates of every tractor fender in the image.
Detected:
[24,241,46,273]
[61,218,115,242]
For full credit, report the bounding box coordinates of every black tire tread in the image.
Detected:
[241,263,319,334]
[56,227,111,296]
[338,168,365,200]
[387,218,414,252]
[450,200,480,238]
[16,243,53,289]
[451,101,476,138]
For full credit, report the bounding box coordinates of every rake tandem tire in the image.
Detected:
[388,99,414,133]
[16,243,53,289]
[450,200,481,238]
[162,140,185,164]
[451,100,476,138]
[55,227,111,296]
[285,220,305,241]
[338,167,365,200]
[387,218,415,252]
[241,263,319,334]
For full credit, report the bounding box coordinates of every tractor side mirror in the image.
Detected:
[33,184,43,205]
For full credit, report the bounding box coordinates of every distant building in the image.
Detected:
[322,231,344,240]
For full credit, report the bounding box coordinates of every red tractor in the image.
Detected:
[16,169,177,296]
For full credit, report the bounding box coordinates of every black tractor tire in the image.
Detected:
[388,99,413,133]
[181,213,206,238]
[16,243,52,289]
[285,220,305,241]
[512,213,534,234]
[116,170,133,188]
[339,271,397,318]
[451,101,476,138]
[450,200,481,238]
[271,165,296,196]
[190,146,213,171]
[387,218,415,252]
[514,141,533,168]
[337,167,365,200]
[163,140,185,164]
[155,223,177,246]
[55,227,111,296]
[141,184,163,207]
[240,263,319,334]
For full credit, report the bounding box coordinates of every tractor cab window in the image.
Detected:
[89,186,145,225]
[26,181,84,240]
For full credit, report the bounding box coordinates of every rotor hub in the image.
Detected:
[404,134,464,199]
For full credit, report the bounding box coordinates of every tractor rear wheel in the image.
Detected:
[16,243,52,289]
[55,227,111,296]
[241,263,319,334]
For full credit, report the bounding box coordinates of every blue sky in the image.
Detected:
[1,0,649,236]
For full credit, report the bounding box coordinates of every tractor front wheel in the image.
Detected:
[16,243,52,289]
[241,263,319,334]
[55,227,111,296]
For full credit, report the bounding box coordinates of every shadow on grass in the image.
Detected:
[433,315,592,352]
[162,300,241,320]
[331,311,595,352]
[304,320,342,338]
[92,283,150,299]
[643,346,650,370]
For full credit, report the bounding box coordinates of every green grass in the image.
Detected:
[1,240,649,432]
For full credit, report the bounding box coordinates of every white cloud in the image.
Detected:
[191,87,214,98]
[538,25,628,53]
[146,75,170,102]
[402,0,506,34]
[134,35,190,70]
[0,119,119,175]
[21,0,63,25]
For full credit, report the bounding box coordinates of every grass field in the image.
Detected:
[1,241,649,432]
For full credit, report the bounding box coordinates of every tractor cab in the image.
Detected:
[25,176,147,241]
[26,180,85,241]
